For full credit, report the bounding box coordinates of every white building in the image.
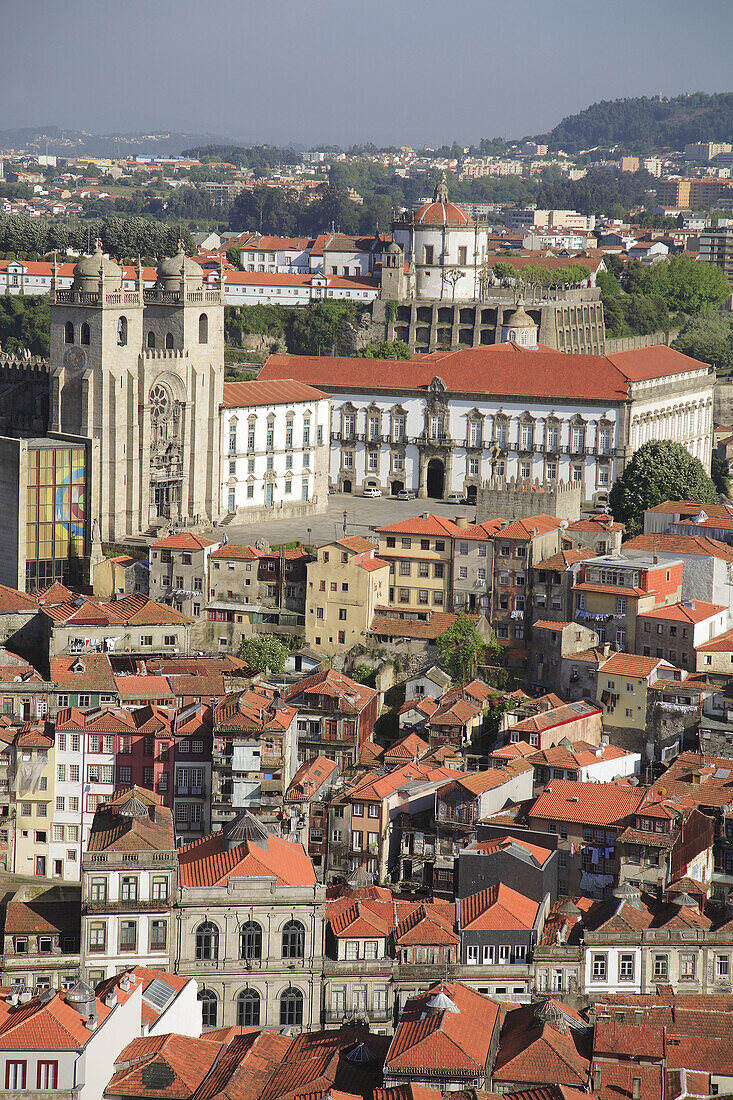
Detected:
[259,339,713,505]
[220,379,331,520]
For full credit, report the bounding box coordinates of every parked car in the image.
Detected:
[396,489,416,500]
[446,492,463,504]
[363,486,383,498]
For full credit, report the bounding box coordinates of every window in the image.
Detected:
[165,332,174,350]
[6,1061,26,1090]
[198,988,217,1028]
[280,987,303,1026]
[282,919,305,959]
[237,989,261,1026]
[121,876,137,902]
[618,953,635,981]
[152,876,168,901]
[195,921,219,961]
[716,954,730,979]
[199,312,208,343]
[653,954,668,979]
[150,920,167,951]
[89,921,106,952]
[89,877,107,903]
[37,1061,58,1090]
[680,953,696,980]
[120,920,137,952]
[467,944,479,964]
[80,321,90,346]
[65,321,74,344]
[592,953,607,980]
[147,331,156,349]
[240,921,262,960]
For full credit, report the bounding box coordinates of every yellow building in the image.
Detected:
[305,536,389,656]
[10,722,55,878]
[375,515,460,612]
[596,652,675,735]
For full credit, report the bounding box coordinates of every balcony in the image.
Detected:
[176,785,206,797]
[437,807,477,826]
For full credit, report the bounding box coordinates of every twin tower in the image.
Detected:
[50,242,225,542]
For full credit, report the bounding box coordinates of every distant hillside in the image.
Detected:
[533,92,733,153]
[0,126,233,158]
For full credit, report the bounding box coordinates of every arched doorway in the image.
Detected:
[342,479,352,494]
[427,458,445,499]
[466,484,477,505]
[391,480,404,496]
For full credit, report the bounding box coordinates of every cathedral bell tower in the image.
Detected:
[50,240,144,542]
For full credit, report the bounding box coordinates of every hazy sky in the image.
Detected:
[3,0,731,147]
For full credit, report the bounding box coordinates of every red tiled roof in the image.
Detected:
[529,779,645,827]
[151,533,217,550]
[260,344,706,403]
[637,599,726,624]
[508,701,601,736]
[496,515,564,540]
[459,883,540,930]
[534,549,595,571]
[467,835,554,866]
[285,755,338,801]
[377,514,464,537]
[493,1000,591,1088]
[696,628,733,652]
[384,731,430,759]
[369,611,461,640]
[222,379,330,408]
[0,583,38,614]
[178,830,316,887]
[106,1033,224,1099]
[624,533,733,561]
[386,982,502,1075]
[598,653,674,677]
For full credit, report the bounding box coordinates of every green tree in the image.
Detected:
[356,340,411,360]
[491,261,515,282]
[0,294,50,357]
[238,634,289,675]
[226,246,241,269]
[635,257,730,314]
[443,267,463,302]
[672,312,733,373]
[712,453,730,497]
[437,613,498,684]
[609,440,719,538]
[286,300,359,356]
[597,270,622,298]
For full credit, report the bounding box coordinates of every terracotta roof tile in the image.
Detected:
[459,883,540,930]
[151,533,218,550]
[386,982,503,1075]
[178,830,315,888]
[529,779,645,827]
[222,379,330,407]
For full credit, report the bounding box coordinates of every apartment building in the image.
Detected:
[636,599,729,669]
[376,515,460,612]
[283,668,378,771]
[8,722,55,878]
[305,536,389,656]
[148,533,219,621]
[491,516,563,649]
[533,548,596,623]
[211,683,298,825]
[81,787,177,984]
[573,554,683,651]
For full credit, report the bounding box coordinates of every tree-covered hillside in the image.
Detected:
[534,92,733,152]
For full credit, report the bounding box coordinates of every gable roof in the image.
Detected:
[105,1034,224,1099]
[178,829,316,888]
[386,982,502,1076]
[493,1000,591,1087]
[222,379,330,408]
[259,344,707,404]
[87,787,175,852]
[624,533,733,562]
[530,779,645,827]
[151,533,217,551]
[459,883,540,930]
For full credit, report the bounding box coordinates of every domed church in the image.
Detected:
[49,241,224,541]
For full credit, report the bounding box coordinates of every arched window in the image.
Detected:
[282,920,305,960]
[165,332,174,350]
[117,316,127,347]
[65,321,74,344]
[237,989,260,1027]
[240,921,262,961]
[80,322,90,346]
[147,331,156,349]
[195,921,219,961]
[280,987,303,1026]
[198,988,217,1028]
[199,313,208,344]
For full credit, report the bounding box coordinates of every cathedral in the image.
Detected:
[49,241,225,542]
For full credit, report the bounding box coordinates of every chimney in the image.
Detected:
[593,1069,602,1091]
[603,643,611,658]
[632,1078,641,1100]
[455,516,468,529]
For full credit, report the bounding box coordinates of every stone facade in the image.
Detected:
[477,477,582,523]
[49,243,224,542]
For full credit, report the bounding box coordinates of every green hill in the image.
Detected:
[533,92,733,153]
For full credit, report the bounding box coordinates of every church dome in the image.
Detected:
[504,297,535,328]
[156,241,203,290]
[72,239,122,291]
[414,178,473,227]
